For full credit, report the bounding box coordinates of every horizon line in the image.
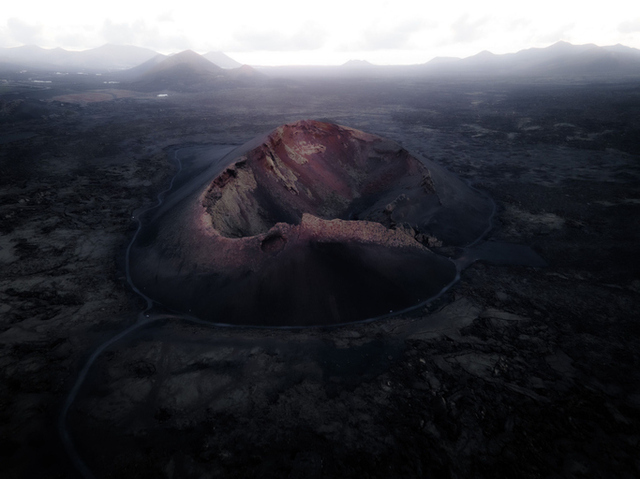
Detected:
[1,40,638,68]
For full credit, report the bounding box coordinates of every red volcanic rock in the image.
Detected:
[131,120,493,326]
[201,120,438,241]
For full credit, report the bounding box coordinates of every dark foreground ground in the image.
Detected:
[1,74,640,478]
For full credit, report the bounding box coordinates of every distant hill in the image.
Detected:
[130,50,224,91]
[341,59,375,68]
[127,50,265,91]
[225,64,267,80]
[0,44,245,74]
[0,44,159,71]
[426,57,460,65]
[202,51,242,69]
[420,41,640,77]
[115,53,168,80]
[0,45,71,70]
[73,44,160,70]
[144,50,223,76]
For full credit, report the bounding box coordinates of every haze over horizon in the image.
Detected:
[1,0,639,66]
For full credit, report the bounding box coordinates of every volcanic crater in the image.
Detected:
[130,120,494,326]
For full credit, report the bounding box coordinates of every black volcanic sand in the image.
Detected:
[1,77,639,479]
[129,122,491,326]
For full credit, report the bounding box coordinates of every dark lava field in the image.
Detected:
[1,72,640,478]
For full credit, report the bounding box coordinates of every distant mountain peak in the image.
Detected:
[549,40,572,48]
[473,50,497,58]
[132,50,247,91]
[203,51,242,69]
[226,64,266,79]
[169,49,201,59]
[342,59,375,68]
[154,50,221,71]
[234,64,258,74]
[427,56,460,64]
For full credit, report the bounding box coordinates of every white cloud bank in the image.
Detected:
[1,0,639,65]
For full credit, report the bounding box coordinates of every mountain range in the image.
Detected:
[0,44,241,72]
[421,41,640,77]
[1,41,639,80]
[261,41,640,78]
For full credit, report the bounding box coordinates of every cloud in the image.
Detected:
[100,19,191,51]
[359,19,427,50]
[508,18,532,32]
[157,12,174,23]
[232,24,326,51]
[450,14,487,43]
[102,19,138,45]
[55,32,91,49]
[618,19,640,33]
[6,18,43,45]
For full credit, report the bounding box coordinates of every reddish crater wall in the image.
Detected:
[201,120,438,239]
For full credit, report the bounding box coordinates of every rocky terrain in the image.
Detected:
[0,73,639,478]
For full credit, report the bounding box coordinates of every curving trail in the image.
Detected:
[125,149,184,311]
[58,146,220,478]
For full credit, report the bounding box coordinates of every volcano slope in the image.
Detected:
[130,120,493,326]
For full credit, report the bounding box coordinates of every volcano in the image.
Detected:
[130,50,224,91]
[130,120,493,326]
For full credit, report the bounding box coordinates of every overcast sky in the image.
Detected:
[1,0,639,65]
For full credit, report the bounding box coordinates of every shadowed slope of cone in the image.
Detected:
[131,120,493,326]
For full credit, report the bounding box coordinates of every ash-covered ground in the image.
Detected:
[1,75,640,478]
